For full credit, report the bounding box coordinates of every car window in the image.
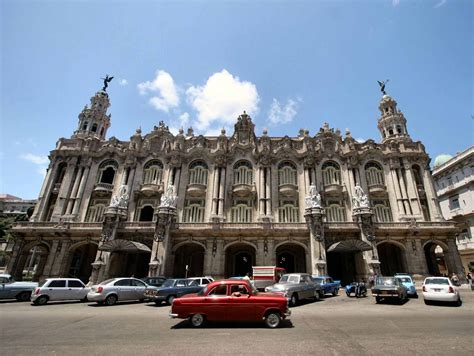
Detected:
[68,280,84,288]
[114,279,131,286]
[202,279,211,285]
[425,278,449,285]
[188,279,200,286]
[231,284,249,295]
[0,277,8,283]
[208,284,227,296]
[175,280,186,287]
[132,280,146,287]
[397,277,411,283]
[100,279,115,285]
[49,280,66,288]
[161,280,175,287]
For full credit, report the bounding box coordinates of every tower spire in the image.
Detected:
[376,87,411,144]
[72,89,111,140]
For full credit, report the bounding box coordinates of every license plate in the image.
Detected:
[433,289,441,292]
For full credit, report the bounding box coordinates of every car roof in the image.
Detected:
[45,278,82,280]
[0,274,12,278]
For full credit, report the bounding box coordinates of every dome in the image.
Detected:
[433,154,453,168]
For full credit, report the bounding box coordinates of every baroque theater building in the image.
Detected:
[7,85,465,285]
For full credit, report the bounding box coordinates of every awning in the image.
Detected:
[327,239,372,253]
[99,239,151,253]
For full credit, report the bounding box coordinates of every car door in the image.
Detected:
[47,280,67,300]
[67,280,86,300]
[131,279,147,300]
[228,284,255,321]
[204,284,229,321]
[301,275,312,299]
[114,279,134,300]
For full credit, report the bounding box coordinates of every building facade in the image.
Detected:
[432,147,474,274]
[6,87,465,285]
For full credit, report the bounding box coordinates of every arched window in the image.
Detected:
[85,203,106,222]
[372,200,392,222]
[55,163,67,184]
[278,162,297,186]
[82,121,88,131]
[143,160,163,185]
[233,161,253,185]
[98,160,118,184]
[278,200,299,222]
[183,200,205,222]
[91,123,98,133]
[138,206,154,221]
[188,161,208,185]
[231,200,253,222]
[412,165,423,186]
[326,202,346,222]
[322,161,341,186]
[365,161,385,186]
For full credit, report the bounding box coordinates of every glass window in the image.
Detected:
[176,280,186,287]
[48,280,66,288]
[131,280,146,287]
[114,279,131,286]
[209,285,228,296]
[68,280,84,288]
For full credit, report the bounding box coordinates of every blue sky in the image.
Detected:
[1,0,472,199]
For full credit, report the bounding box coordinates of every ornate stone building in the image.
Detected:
[7,86,465,285]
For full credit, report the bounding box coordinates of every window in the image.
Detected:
[278,162,297,186]
[114,279,131,286]
[450,197,460,210]
[85,202,107,222]
[98,160,118,184]
[365,162,384,186]
[233,161,253,185]
[209,285,228,296]
[322,161,341,186]
[447,177,453,186]
[188,161,208,185]
[231,200,253,222]
[183,200,205,222]
[48,280,66,288]
[325,201,346,222]
[82,122,88,130]
[131,280,146,287]
[138,206,154,221]
[372,200,392,222]
[143,160,163,185]
[230,285,249,295]
[68,280,84,288]
[278,200,299,222]
[91,123,98,133]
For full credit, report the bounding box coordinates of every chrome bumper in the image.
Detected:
[169,312,179,319]
[284,308,292,317]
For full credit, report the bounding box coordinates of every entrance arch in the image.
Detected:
[377,242,407,276]
[14,242,50,281]
[275,243,306,273]
[66,242,98,283]
[104,240,152,279]
[424,242,447,276]
[173,243,205,278]
[225,243,256,278]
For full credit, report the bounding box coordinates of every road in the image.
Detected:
[1,287,473,355]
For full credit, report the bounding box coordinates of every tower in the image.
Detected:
[72,91,111,140]
[377,94,411,143]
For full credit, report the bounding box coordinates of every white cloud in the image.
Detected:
[392,0,400,6]
[138,70,179,112]
[169,112,191,135]
[434,0,447,8]
[119,79,128,86]
[186,69,259,130]
[268,98,300,125]
[21,153,48,177]
[356,138,365,143]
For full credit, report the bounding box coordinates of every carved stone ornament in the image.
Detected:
[110,185,129,209]
[305,185,322,209]
[352,183,369,209]
[160,185,178,208]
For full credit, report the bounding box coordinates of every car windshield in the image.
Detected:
[161,279,175,287]
[38,280,47,287]
[279,275,300,283]
[397,277,411,283]
[312,277,324,284]
[425,278,449,285]
[376,277,396,286]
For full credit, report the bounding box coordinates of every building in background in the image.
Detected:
[432,147,474,274]
[6,85,465,285]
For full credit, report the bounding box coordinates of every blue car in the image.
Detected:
[395,274,418,298]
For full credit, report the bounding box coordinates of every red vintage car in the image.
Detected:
[169,279,291,328]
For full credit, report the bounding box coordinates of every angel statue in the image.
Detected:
[160,185,178,208]
[377,79,389,95]
[305,185,322,209]
[101,74,114,92]
[352,183,369,209]
[110,185,129,209]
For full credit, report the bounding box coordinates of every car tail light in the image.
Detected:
[422,286,426,292]
[35,288,40,295]
[448,286,455,294]
[97,286,103,293]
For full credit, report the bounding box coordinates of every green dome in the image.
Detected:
[433,154,453,167]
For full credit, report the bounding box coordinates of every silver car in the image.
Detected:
[265,273,322,306]
[0,274,38,302]
[31,278,90,305]
[87,277,148,306]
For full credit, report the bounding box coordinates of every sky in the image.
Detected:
[1,0,473,199]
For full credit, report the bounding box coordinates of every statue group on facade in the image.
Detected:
[305,185,322,209]
[110,185,129,209]
[160,185,178,208]
[352,183,369,209]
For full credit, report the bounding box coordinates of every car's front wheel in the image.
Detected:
[375,296,381,304]
[313,290,320,301]
[189,313,206,327]
[265,312,281,328]
[332,288,339,296]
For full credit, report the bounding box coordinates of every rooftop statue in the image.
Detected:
[352,183,369,209]
[377,79,389,95]
[101,74,114,92]
[305,184,322,209]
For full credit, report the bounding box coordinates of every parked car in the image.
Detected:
[87,277,149,306]
[145,278,203,305]
[265,273,322,306]
[371,276,408,304]
[0,273,38,302]
[186,276,214,287]
[422,277,462,306]
[312,275,341,297]
[141,276,167,287]
[169,279,291,328]
[394,274,418,298]
[345,282,367,298]
[31,278,90,305]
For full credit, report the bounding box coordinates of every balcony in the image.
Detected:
[323,183,343,196]
[186,183,206,197]
[94,182,114,194]
[368,184,386,195]
[278,184,298,197]
[232,183,256,197]
[140,183,163,196]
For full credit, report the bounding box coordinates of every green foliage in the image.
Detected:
[0,213,28,241]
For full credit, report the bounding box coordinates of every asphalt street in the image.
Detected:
[1,287,473,356]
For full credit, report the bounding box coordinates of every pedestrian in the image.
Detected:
[450,273,459,286]
[467,272,472,287]
[243,272,251,281]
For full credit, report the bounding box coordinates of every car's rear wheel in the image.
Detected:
[35,296,48,305]
[16,291,31,302]
[289,293,298,307]
[105,294,117,306]
[375,296,381,304]
[166,295,176,305]
[189,313,206,327]
[332,288,338,296]
[265,312,281,328]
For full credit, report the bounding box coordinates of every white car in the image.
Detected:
[186,276,214,287]
[422,277,462,306]
[31,278,90,305]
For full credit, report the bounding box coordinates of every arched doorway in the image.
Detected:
[173,243,205,277]
[424,242,447,276]
[108,251,151,279]
[377,242,407,276]
[67,243,98,283]
[14,243,50,281]
[225,243,256,277]
[275,243,306,273]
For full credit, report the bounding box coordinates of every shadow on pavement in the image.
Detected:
[87,300,146,307]
[171,318,294,329]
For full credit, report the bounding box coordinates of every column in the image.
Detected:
[77,162,100,222]
[389,169,405,216]
[72,166,90,217]
[66,167,83,214]
[384,166,400,221]
[51,160,77,219]
[211,166,220,216]
[258,167,265,215]
[422,167,443,221]
[265,167,272,216]
[404,165,421,216]
[31,161,56,221]
[445,238,466,280]
[203,239,214,276]
[398,169,412,215]
[217,168,226,217]
[41,240,60,278]
[51,240,72,277]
